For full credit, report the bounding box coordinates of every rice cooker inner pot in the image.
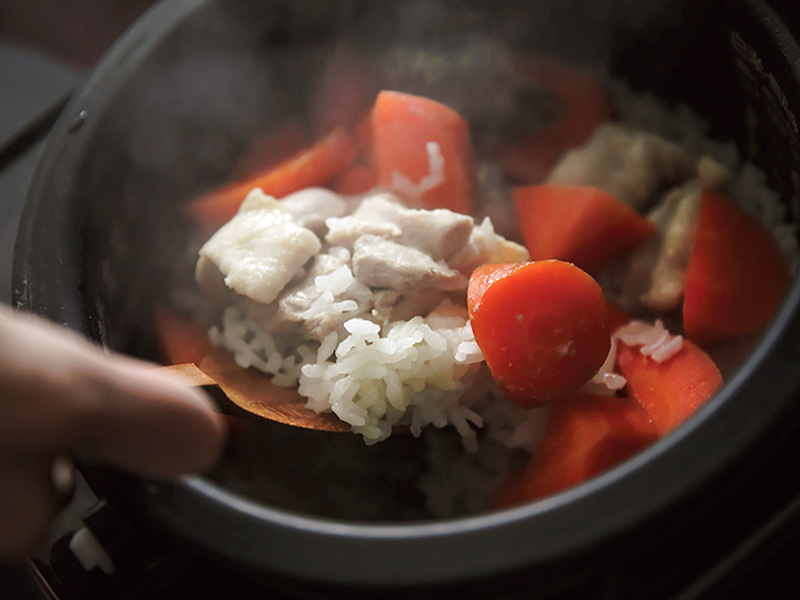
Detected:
[12,0,800,596]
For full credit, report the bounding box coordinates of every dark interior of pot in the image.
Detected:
[13,0,800,593]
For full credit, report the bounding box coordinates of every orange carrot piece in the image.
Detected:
[616,339,722,435]
[468,260,611,407]
[515,393,657,501]
[498,56,611,183]
[333,164,379,195]
[154,307,211,366]
[186,127,358,227]
[466,263,524,315]
[232,118,309,181]
[683,190,791,347]
[513,184,657,272]
[371,90,475,214]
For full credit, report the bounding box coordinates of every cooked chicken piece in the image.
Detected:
[325,214,403,249]
[353,194,475,260]
[449,217,529,273]
[325,193,474,261]
[276,252,363,340]
[369,288,455,324]
[352,235,467,291]
[622,182,702,312]
[235,188,280,212]
[277,253,348,319]
[197,190,321,304]
[548,124,697,211]
[383,287,453,322]
[643,184,702,310]
[696,155,733,189]
[370,289,403,324]
[279,187,349,235]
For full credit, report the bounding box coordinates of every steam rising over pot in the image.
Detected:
[13,0,800,596]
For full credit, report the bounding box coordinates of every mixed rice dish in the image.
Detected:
[165,53,797,516]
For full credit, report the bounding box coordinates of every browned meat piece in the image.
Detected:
[352,235,467,292]
[279,187,349,235]
[277,253,349,320]
[621,182,703,312]
[642,184,703,311]
[326,194,474,260]
[383,288,454,322]
[197,191,321,304]
[353,194,474,260]
[276,252,364,341]
[448,218,529,274]
[548,124,697,210]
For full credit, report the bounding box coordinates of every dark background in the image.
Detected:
[0,0,159,303]
[0,0,158,68]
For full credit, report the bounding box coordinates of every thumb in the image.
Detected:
[0,306,226,478]
[71,355,228,478]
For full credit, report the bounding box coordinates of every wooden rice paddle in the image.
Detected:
[162,348,350,432]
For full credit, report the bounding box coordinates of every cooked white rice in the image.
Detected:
[299,302,486,448]
[211,297,489,448]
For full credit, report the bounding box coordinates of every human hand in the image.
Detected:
[0,304,226,561]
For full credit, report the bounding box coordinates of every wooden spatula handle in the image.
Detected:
[159,362,217,387]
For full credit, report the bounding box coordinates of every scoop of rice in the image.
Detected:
[299,304,485,446]
[213,298,489,448]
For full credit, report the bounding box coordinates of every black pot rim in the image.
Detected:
[110,282,800,587]
[12,0,800,589]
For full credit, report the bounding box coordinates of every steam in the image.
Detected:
[87,0,693,350]
[112,0,691,194]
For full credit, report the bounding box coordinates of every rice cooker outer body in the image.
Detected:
[12,0,800,597]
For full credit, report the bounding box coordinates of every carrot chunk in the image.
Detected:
[616,339,722,435]
[683,190,791,347]
[333,164,379,195]
[513,184,657,272]
[371,90,475,214]
[231,118,309,181]
[154,307,211,366]
[468,260,611,407]
[186,127,358,227]
[506,393,657,502]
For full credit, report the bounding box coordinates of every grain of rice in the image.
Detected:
[616,319,683,362]
[391,141,445,202]
[315,265,354,294]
